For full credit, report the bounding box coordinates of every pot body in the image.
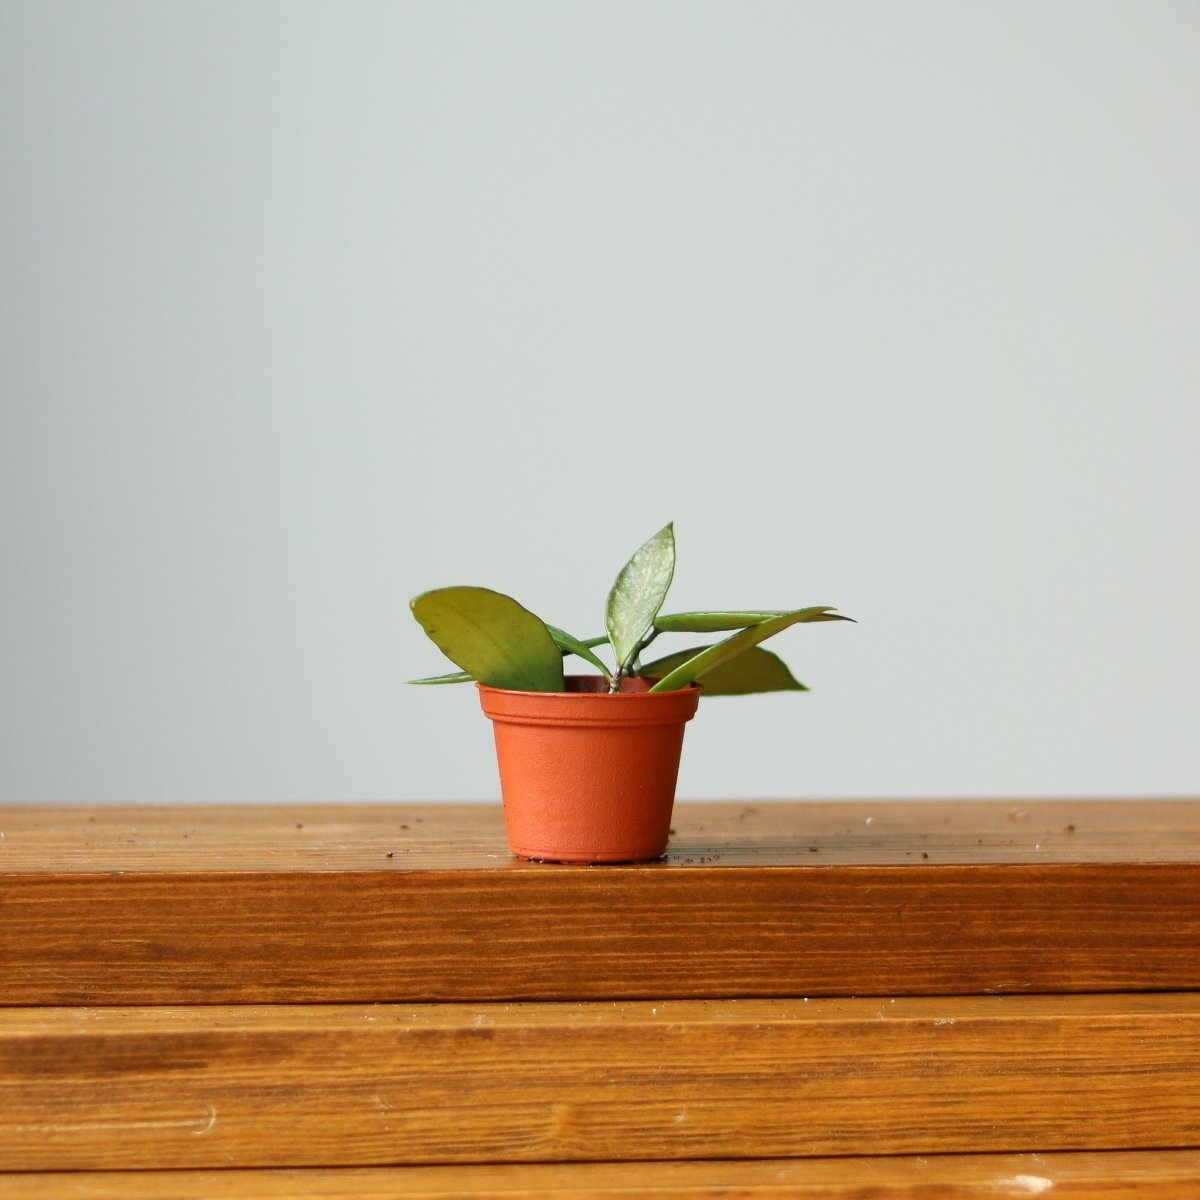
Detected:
[477,676,700,863]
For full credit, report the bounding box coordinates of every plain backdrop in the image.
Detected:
[2,2,1197,804]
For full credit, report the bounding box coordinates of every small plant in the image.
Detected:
[410,523,852,695]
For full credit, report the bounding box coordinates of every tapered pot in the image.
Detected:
[477,676,701,864]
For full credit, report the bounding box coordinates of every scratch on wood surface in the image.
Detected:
[15,1105,217,1137]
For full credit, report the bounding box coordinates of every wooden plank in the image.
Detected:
[5,861,1198,1005]
[4,800,1199,871]
[5,1151,1200,1198]
[1,995,1198,1169]
[2,802,1199,1004]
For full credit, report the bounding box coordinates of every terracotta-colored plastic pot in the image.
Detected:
[477,675,701,864]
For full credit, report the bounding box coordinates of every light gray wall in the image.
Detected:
[2,2,1197,804]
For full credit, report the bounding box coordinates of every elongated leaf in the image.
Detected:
[546,625,613,680]
[641,646,807,695]
[648,606,852,693]
[655,610,800,633]
[407,669,473,685]
[605,523,676,672]
[410,586,564,692]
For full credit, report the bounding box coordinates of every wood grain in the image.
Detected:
[1,995,1198,1170]
[5,1152,1200,1198]
[2,802,1199,1003]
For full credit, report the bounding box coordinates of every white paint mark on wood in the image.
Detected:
[1002,1175,1054,1195]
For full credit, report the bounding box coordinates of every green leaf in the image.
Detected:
[408,633,612,685]
[410,586,564,692]
[605,522,676,672]
[655,610,797,633]
[407,670,473,685]
[641,646,807,695]
[648,607,853,693]
[546,625,613,680]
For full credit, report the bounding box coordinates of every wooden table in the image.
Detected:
[2,800,1198,1196]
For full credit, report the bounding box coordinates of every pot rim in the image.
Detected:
[476,676,700,727]
[475,676,701,699]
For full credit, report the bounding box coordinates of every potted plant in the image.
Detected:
[410,523,852,863]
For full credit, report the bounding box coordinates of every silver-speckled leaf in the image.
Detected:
[604,523,676,672]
